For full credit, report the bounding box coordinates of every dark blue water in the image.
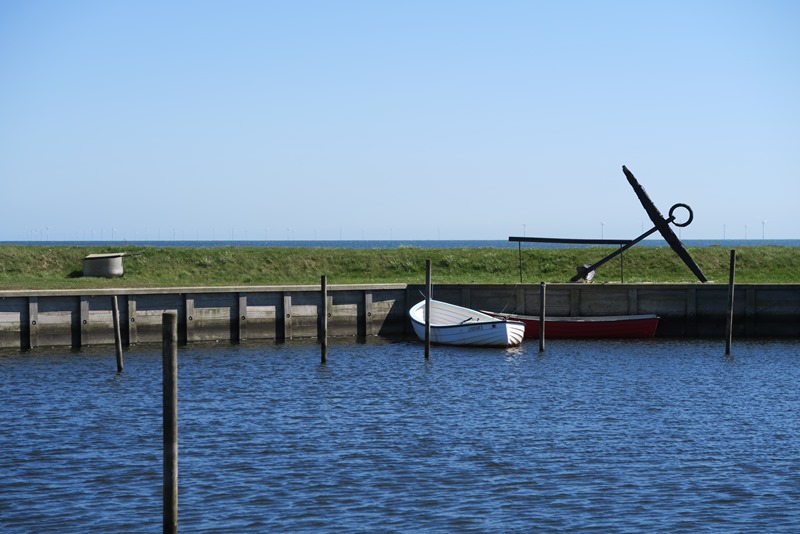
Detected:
[2,338,799,532]
[3,239,800,248]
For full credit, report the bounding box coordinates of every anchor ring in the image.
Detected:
[669,203,694,228]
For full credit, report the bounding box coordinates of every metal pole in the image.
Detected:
[425,259,431,359]
[112,296,123,372]
[162,311,178,534]
[725,250,736,355]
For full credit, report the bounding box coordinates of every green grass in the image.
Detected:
[0,244,797,290]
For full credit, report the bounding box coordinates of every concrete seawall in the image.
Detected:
[1,283,798,349]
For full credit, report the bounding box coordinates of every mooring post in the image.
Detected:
[425,259,432,359]
[320,274,328,363]
[162,311,178,534]
[725,250,736,355]
[112,296,123,372]
[539,282,546,352]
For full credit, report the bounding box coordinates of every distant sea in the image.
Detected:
[2,239,799,248]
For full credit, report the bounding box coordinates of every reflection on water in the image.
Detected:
[1,338,799,532]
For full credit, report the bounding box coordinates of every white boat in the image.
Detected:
[409,299,525,347]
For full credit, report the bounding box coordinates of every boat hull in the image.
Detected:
[482,312,659,339]
[409,300,525,347]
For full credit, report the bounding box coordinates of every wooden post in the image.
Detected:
[320,275,328,363]
[112,296,124,372]
[725,250,736,355]
[162,311,178,534]
[425,259,432,359]
[539,282,546,352]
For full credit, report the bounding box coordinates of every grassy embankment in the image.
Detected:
[0,244,797,290]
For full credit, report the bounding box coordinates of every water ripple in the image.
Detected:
[1,339,799,532]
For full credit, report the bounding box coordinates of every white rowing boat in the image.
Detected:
[409,299,525,347]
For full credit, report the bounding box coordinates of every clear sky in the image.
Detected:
[1,1,798,242]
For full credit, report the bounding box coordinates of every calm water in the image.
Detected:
[2,338,799,532]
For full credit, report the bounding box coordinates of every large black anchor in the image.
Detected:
[509,165,708,283]
[570,166,707,282]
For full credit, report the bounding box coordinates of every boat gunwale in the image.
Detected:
[484,312,659,323]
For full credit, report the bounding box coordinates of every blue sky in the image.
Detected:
[1,1,798,241]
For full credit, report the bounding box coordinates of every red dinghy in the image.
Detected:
[482,311,659,339]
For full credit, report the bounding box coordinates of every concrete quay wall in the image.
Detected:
[0,283,798,349]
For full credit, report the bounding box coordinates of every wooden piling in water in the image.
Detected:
[162,311,178,534]
[112,296,123,372]
[425,259,431,359]
[539,282,546,352]
[726,250,736,355]
[320,275,328,363]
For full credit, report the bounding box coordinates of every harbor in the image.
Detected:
[4,2,798,531]
[2,282,799,349]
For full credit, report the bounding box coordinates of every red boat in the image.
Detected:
[482,311,659,339]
